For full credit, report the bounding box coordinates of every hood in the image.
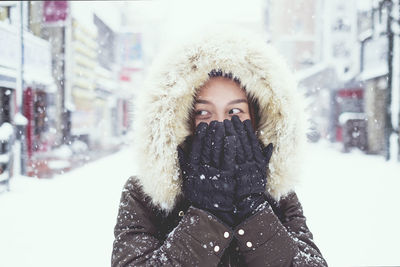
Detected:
[131,27,309,212]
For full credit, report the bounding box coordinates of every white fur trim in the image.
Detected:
[132,27,308,212]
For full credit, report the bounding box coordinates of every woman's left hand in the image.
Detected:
[225,115,274,225]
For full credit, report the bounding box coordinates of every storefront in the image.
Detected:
[329,84,367,151]
[22,30,57,177]
[0,67,17,125]
[0,22,18,124]
[0,67,16,188]
[0,22,18,184]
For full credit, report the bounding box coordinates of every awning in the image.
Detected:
[23,69,55,87]
[357,67,387,81]
[0,65,17,88]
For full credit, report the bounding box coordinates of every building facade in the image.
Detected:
[1,1,134,179]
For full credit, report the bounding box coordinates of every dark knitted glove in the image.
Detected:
[224,116,273,225]
[178,121,237,226]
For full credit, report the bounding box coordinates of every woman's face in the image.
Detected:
[194,77,251,127]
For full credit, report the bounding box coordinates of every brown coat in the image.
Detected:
[112,27,327,266]
[112,177,327,266]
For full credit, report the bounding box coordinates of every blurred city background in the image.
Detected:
[0,1,399,267]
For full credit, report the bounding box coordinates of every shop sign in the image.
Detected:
[43,1,68,23]
[118,33,143,68]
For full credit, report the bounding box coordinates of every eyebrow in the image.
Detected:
[195,99,248,105]
[195,99,212,104]
[227,99,248,105]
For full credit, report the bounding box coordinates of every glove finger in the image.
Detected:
[201,122,214,166]
[232,115,252,160]
[224,119,245,164]
[224,119,236,136]
[190,122,208,165]
[243,119,264,164]
[221,135,236,171]
[204,121,218,166]
[262,143,274,165]
[211,121,225,168]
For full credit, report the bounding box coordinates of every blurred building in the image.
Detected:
[68,18,98,147]
[265,0,358,79]
[0,1,134,178]
[357,4,388,155]
[265,0,322,70]
[67,2,133,154]
[0,3,19,186]
[1,2,57,178]
[265,0,371,151]
[265,0,399,158]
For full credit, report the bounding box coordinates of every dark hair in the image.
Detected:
[208,69,242,84]
[189,69,260,132]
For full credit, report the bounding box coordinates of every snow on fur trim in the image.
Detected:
[132,27,308,212]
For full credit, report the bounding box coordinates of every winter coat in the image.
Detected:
[112,27,328,266]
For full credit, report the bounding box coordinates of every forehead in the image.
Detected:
[197,77,246,100]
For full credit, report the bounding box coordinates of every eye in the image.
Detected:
[195,110,210,117]
[228,108,241,115]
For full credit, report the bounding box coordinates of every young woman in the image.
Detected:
[111,28,328,266]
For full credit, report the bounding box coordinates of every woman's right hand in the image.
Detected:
[178,121,237,226]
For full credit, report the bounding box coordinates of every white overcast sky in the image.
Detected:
[125,0,265,38]
[70,0,264,46]
[71,0,374,34]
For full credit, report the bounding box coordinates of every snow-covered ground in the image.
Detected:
[297,141,400,267]
[0,148,135,267]
[0,142,399,267]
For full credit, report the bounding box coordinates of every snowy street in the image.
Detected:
[1,142,399,267]
[297,142,400,266]
[0,147,135,267]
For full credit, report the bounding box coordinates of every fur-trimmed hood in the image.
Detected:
[131,27,308,213]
